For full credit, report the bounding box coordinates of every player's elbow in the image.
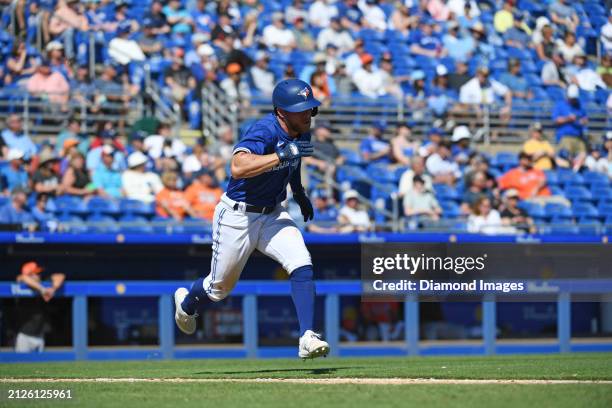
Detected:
[230,157,246,179]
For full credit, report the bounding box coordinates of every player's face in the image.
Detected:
[282,109,313,136]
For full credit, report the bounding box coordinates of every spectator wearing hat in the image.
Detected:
[1,115,37,160]
[220,63,251,107]
[86,129,127,173]
[552,84,588,169]
[144,122,187,164]
[143,1,170,35]
[459,66,512,122]
[351,53,386,99]
[330,61,353,97]
[541,51,569,88]
[109,20,146,66]
[337,0,364,31]
[156,171,194,220]
[191,0,214,32]
[32,151,60,196]
[0,187,33,226]
[138,18,164,57]
[548,0,579,33]
[597,54,612,88]
[499,59,532,100]
[503,11,532,49]
[323,43,343,77]
[250,52,276,96]
[389,3,412,35]
[442,21,474,63]
[317,17,355,53]
[403,175,441,222]
[344,38,367,76]
[185,170,223,222]
[378,54,407,101]
[468,22,495,60]
[426,140,461,185]
[584,145,608,175]
[48,0,89,60]
[390,124,420,166]
[398,156,433,199]
[122,151,163,204]
[291,16,316,51]
[263,12,296,51]
[419,127,446,157]
[93,65,132,113]
[428,65,455,117]
[14,261,65,352]
[360,121,391,165]
[92,146,123,199]
[285,0,309,26]
[309,0,339,28]
[305,189,339,234]
[26,58,70,107]
[500,189,535,233]
[1,149,28,193]
[70,64,96,108]
[60,152,96,198]
[451,126,473,166]
[522,122,555,170]
[448,0,481,20]
[310,70,332,106]
[410,19,447,59]
[338,189,373,233]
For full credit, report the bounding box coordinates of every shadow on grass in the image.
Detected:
[194,367,364,376]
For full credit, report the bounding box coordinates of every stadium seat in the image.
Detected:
[544,170,559,186]
[433,184,460,202]
[86,197,120,216]
[86,215,120,233]
[440,201,461,219]
[492,152,518,169]
[582,171,609,187]
[572,203,599,221]
[119,215,154,234]
[545,203,573,220]
[119,199,156,218]
[558,171,585,187]
[564,186,593,203]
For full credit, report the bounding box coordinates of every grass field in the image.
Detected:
[1,353,612,407]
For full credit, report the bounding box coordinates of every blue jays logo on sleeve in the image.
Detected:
[298,87,310,100]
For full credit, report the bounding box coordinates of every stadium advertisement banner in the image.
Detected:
[361,243,612,302]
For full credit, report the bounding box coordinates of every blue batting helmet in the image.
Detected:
[272,79,321,113]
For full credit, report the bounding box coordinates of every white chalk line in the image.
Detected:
[1,378,611,385]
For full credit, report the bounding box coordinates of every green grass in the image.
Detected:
[1,353,612,407]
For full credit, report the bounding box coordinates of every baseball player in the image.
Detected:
[174,79,330,359]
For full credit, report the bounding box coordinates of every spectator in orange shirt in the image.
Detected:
[184,170,222,221]
[156,171,194,220]
[498,152,569,206]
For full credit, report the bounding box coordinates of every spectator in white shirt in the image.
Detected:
[601,12,612,54]
[250,51,275,96]
[459,66,512,121]
[556,31,584,65]
[316,17,355,53]
[447,0,480,18]
[571,54,607,92]
[262,12,296,51]
[426,141,461,185]
[338,189,373,232]
[122,152,164,203]
[144,122,187,161]
[309,0,339,28]
[352,53,386,99]
[220,63,252,108]
[359,0,387,31]
[467,196,512,235]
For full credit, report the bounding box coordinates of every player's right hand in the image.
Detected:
[275,141,314,162]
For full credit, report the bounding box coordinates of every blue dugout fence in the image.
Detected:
[1,279,612,363]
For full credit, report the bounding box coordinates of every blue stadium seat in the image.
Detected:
[86,197,120,216]
[119,199,155,218]
[572,202,599,221]
[558,171,585,187]
[86,215,120,233]
[544,203,573,220]
[339,149,363,166]
[582,171,609,187]
[367,163,396,184]
[544,170,559,186]
[433,184,460,202]
[564,186,593,203]
[54,195,84,214]
[597,203,612,218]
[440,201,461,219]
[519,201,546,219]
[492,152,518,169]
[337,165,368,183]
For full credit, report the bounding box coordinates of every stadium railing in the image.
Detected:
[1,279,612,363]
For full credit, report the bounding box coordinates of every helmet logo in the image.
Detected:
[298,87,310,100]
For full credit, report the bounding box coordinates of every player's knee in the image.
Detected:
[290,265,313,281]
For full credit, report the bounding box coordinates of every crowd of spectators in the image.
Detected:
[0,0,611,234]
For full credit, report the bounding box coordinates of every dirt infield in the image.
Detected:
[2,378,612,385]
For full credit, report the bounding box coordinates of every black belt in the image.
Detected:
[233,203,275,214]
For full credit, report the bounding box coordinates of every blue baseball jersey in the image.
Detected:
[227,113,310,207]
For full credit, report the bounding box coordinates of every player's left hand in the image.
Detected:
[294,191,314,222]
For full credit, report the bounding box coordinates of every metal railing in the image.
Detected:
[201,82,239,143]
